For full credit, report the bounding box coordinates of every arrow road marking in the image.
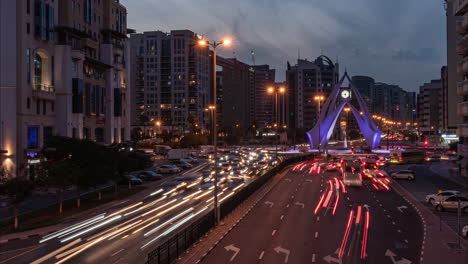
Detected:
[274,246,290,263]
[264,201,274,208]
[323,248,342,264]
[295,202,305,208]
[306,179,313,183]
[397,205,408,213]
[363,204,370,210]
[385,249,412,264]
[285,178,292,182]
[224,244,240,262]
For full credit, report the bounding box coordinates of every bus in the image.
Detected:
[390,149,425,164]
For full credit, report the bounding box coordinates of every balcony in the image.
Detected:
[458,124,468,137]
[32,83,55,100]
[458,80,468,95]
[458,101,468,116]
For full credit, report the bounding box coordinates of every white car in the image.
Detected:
[182,157,198,164]
[391,170,415,180]
[155,165,182,174]
[425,190,460,204]
[463,225,468,238]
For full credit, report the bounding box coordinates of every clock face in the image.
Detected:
[341,90,350,99]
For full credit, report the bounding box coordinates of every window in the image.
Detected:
[43,126,53,145]
[26,49,31,83]
[43,100,46,115]
[51,101,54,112]
[27,23,30,34]
[36,99,40,114]
[27,0,30,14]
[83,127,89,140]
[27,127,39,149]
[72,128,77,138]
[95,128,104,143]
[27,98,30,109]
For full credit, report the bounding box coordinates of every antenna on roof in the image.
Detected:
[251,50,255,66]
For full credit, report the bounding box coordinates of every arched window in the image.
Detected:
[34,54,42,90]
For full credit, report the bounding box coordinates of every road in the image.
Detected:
[201,160,423,264]
[390,162,468,235]
[0,152,274,264]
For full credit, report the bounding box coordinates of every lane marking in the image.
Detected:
[317,216,320,221]
[111,248,125,257]
[286,204,290,208]
[272,230,277,236]
[315,232,319,239]
[259,251,265,260]
[312,253,316,262]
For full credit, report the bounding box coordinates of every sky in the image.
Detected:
[121,0,447,92]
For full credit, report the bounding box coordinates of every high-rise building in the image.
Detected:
[371,82,414,125]
[351,76,374,111]
[252,65,276,128]
[129,30,211,135]
[216,57,255,133]
[286,56,339,129]
[0,0,130,179]
[417,80,443,139]
[451,0,468,176]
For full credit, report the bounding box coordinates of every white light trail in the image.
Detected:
[39,214,106,243]
[144,207,194,237]
[60,215,122,243]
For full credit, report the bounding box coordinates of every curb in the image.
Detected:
[0,229,59,244]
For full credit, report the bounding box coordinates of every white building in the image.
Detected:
[0,0,131,179]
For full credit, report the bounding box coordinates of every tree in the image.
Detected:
[41,160,81,213]
[180,134,208,148]
[0,177,34,230]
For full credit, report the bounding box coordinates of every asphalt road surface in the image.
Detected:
[201,160,423,264]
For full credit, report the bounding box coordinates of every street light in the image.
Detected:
[314,95,325,152]
[155,121,162,136]
[344,107,351,149]
[198,38,231,226]
[268,86,286,160]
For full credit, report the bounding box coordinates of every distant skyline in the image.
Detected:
[122,0,447,92]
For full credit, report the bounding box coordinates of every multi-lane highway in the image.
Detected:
[201,158,423,264]
[0,150,274,264]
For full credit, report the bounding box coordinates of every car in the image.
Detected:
[325,163,338,171]
[182,157,198,164]
[360,169,374,179]
[120,175,143,185]
[425,190,461,204]
[221,162,232,171]
[391,170,415,180]
[425,155,441,162]
[137,171,163,181]
[172,160,193,169]
[463,225,468,238]
[155,165,182,174]
[434,196,468,213]
[343,171,362,187]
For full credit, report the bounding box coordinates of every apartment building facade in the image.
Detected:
[0,0,130,178]
[129,30,211,135]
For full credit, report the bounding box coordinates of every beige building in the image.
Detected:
[452,0,468,176]
[0,0,130,179]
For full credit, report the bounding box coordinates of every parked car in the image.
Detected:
[182,157,198,164]
[425,190,460,204]
[434,196,468,213]
[463,225,468,238]
[172,160,193,169]
[155,165,182,174]
[119,175,143,185]
[391,170,415,180]
[137,171,163,181]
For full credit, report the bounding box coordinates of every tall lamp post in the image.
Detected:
[155,121,162,137]
[314,95,325,152]
[268,86,286,160]
[198,38,231,225]
[344,107,351,149]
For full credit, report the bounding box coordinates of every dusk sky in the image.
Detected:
[122,0,446,92]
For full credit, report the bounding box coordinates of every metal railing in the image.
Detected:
[146,153,314,264]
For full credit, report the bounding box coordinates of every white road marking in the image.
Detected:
[317,216,320,221]
[259,251,265,260]
[272,229,277,236]
[280,215,284,220]
[286,204,290,208]
[312,253,316,262]
[224,244,240,262]
[111,248,125,257]
[315,232,319,238]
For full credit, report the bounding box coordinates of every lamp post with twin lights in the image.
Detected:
[198,37,231,225]
[314,95,325,152]
[267,86,286,160]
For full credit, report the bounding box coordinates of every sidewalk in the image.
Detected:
[391,180,467,264]
[177,168,290,264]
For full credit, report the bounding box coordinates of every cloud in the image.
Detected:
[121,0,446,92]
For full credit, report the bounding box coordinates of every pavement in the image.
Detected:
[180,160,426,264]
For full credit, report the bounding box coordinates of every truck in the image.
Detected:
[153,145,172,155]
[167,149,191,160]
[200,145,215,154]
